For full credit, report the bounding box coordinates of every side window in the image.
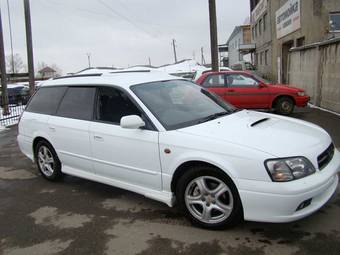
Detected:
[26,87,67,115]
[231,64,242,71]
[226,74,259,87]
[56,87,96,120]
[96,87,141,124]
[202,74,226,87]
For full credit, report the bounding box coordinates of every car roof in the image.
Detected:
[40,71,183,89]
[201,70,250,76]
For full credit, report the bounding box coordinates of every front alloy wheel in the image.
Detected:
[185,176,233,224]
[176,166,243,229]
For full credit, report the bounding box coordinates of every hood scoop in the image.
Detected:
[250,118,270,127]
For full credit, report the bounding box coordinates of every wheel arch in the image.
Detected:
[32,136,55,161]
[271,94,296,108]
[170,160,237,193]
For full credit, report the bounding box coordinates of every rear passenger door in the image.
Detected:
[201,74,227,100]
[48,86,96,175]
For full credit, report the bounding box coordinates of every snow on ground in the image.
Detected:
[157,59,208,74]
[0,105,25,127]
[308,103,340,117]
[0,125,6,132]
[76,60,208,76]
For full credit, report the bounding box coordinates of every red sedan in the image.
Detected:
[196,71,310,115]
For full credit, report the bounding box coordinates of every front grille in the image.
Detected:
[317,143,335,170]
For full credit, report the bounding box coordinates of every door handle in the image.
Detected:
[49,127,56,132]
[94,135,104,141]
[227,89,235,92]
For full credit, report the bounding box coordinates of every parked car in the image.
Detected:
[18,71,340,229]
[0,84,30,106]
[196,70,310,115]
[230,61,256,72]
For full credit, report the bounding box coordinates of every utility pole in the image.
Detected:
[86,53,91,68]
[6,0,14,74]
[172,39,178,63]
[0,7,9,115]
[148,57,151,66]
[208,0,219,71]
[24,0,35,95]
[201,47,206,65]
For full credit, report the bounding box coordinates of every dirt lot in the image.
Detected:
[0,108,340,255]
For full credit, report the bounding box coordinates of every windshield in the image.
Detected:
[251,73,271,84]
[131,80,236,130]
[245,62,256,71]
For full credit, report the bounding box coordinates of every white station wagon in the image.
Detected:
[18,71,340,229]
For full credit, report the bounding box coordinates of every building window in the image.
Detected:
[252,27,255,39]
[263,13,267,31]
[296,37,305,47]
[265,50,268,65]
[259,18,262,35]
[260,52,263,65]
[255,23,258,37]
[330,12,340,32]
[255,53,258,66]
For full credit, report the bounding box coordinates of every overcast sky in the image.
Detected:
[0,0,249,74]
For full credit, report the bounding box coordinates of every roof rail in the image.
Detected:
[53,73,102,80]
[108,70,151,74]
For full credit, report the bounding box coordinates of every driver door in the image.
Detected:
[89,86,162,190]
[224,73,269,108]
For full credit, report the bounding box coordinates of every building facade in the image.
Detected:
[250,0,340,83]
[226,25,253,67]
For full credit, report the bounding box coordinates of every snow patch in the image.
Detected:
[308,103,340,117]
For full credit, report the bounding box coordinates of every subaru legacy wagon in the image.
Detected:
[18,71,340,229]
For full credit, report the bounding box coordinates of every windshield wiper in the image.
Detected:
[197,111,230,124]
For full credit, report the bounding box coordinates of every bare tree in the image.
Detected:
[50,63,62,77]
[6,54,24,73]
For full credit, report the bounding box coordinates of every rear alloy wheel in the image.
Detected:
[176,166,243,229]
[275,97,294,115]
[35,141,62,181]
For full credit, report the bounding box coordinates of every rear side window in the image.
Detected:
[26,87,67,115]
[56,87,96,120]
[202,74,226,87]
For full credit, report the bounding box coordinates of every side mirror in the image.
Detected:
[120,115,145,129]
[258,83,267,88]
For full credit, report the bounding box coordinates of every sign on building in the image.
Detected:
[251,0,267,23]
[276,0,301,39]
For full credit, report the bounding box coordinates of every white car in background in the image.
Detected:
[193,67,232,81]
[17,71,340,229]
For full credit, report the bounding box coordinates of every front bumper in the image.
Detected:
[238,148,340,223]
[295,96,310,107]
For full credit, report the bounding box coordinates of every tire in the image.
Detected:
[34,140,62,181]
[275,97,294,115]
[176,165,243,229]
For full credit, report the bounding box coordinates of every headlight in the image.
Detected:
[297,91,305,96]
[265,157,315,182]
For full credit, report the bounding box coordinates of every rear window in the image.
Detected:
[26,87,67,115]
[56,87,96,120]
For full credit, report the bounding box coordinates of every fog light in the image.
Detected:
[296,198,312,211]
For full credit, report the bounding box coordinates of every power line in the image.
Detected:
[97,0,155,37]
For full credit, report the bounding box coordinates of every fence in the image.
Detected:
[288,38,340,113]
[0,95,30,127]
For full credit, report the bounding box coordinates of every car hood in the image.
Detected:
[269,84,303,92]
[177,110,331,157]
